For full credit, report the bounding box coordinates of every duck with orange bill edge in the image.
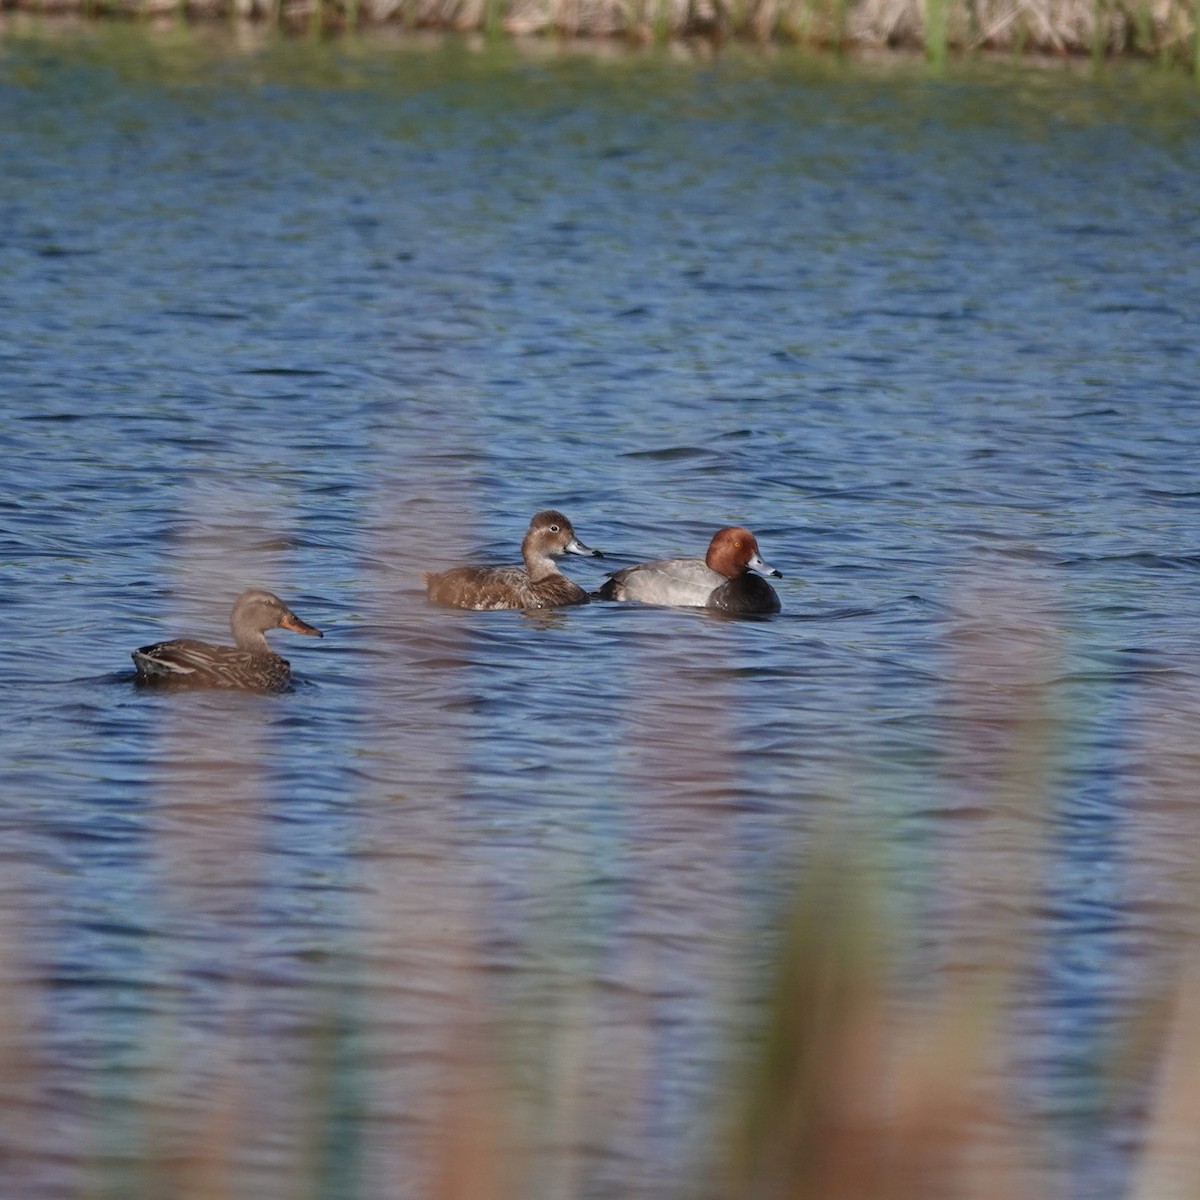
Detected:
[132,588,323,691]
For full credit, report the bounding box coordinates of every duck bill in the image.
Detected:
[566,536,603,559]
[281,612,324,638]
[748,553,782,579]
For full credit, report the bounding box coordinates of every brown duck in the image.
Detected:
[132,588,323,691]
[423,510,603,610]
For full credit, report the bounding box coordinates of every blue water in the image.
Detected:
[2,24,1200,1198]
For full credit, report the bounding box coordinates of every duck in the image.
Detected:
[424,510,603,610]
[597,526,782,615]
[132,588,323,691]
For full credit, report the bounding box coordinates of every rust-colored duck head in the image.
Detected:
[704,527,782,581]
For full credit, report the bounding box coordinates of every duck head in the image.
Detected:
[522,510,603,563]
[231,589,323,650]
[705,527,782,580]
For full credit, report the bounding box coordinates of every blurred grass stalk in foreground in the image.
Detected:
[4,564,1200,1199]
[717,572,1057,1200]
[719,571,1200,1200]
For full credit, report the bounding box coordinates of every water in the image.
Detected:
[2,23,1200,1198]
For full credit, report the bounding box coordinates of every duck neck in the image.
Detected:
[522,539,561,583]
[705,550,743,581]
[231,622,273,656]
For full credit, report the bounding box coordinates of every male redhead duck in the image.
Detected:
[132,588,323,691]
[424,509,603,611]
[597,526,782,615]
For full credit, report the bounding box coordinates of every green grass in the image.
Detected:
[925,0,948,63]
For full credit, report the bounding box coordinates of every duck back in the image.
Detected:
[424,566,589,611]
[598,558,723,607]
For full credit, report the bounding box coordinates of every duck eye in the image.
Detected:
[549,524,560,532]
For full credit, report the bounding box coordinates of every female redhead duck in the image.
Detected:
[598,526,782,615]
[424,509,603,611]
[132,588,323,691]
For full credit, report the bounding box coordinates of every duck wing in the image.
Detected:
[598,557,722,607]
[132,638,290,690]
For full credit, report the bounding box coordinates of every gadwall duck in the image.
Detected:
[132,588,323,691]
[597,526,782,615]
[424,510,603,610]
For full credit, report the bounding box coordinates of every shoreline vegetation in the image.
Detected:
[2,0,1198,66]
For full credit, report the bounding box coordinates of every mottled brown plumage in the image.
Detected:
[132,588,323,691]
[423,510,602,611]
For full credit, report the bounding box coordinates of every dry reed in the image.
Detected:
[2,0,1197,60]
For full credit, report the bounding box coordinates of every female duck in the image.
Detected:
[598,526,782,615]
[424,510,602,610]
[132,588,323,691]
